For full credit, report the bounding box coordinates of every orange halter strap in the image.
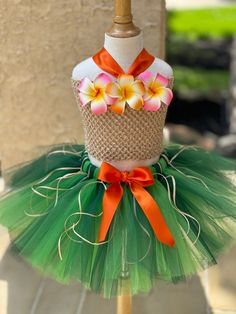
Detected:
[92,47,155,78]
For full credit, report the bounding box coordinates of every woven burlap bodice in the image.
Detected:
[71,78,172,161]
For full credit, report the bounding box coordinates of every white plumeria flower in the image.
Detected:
[139,71,173,111]
[105,74,145,115]
[78,73,116,115]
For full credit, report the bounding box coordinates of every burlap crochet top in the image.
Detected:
[71,48,174,162]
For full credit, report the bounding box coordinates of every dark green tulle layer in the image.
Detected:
[0,143,236,298]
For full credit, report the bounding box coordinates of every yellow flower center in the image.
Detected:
[149,86,156,96]
[95,87,104,100]
[121,86,132,100]
[149,81,162,97]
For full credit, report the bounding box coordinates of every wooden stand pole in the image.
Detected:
[108,1,166,314]
[107,0,140,38]
[117,277,132,314]
[117,294,132,314]
[109,1,137,313]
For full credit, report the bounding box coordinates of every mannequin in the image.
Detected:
[72,31,174,171]
[72,3,173,313]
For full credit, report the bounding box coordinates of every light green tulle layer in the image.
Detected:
[0,143,236,298]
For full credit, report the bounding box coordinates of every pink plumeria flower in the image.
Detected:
[139,71,173,111]
[105,74,145,115]
[77,73,116,115]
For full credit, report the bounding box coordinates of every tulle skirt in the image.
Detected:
[0,143,236,298]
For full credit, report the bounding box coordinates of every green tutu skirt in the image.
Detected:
[0,143,236,298]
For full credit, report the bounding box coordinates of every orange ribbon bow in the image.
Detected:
[97,162,175,247]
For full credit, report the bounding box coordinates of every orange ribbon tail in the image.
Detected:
[98,182,123,242]
[130,182,175,247]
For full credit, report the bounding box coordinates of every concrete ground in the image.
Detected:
[1,224,236,314]
[0,225,209,314]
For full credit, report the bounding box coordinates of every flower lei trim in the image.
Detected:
[77,71,173,115]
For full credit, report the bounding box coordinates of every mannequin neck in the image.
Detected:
[104,32,144,72]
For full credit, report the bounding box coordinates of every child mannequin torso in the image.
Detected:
[72,32,174,171]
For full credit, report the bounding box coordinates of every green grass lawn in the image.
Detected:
[168,6,236,40]
[173,66,229,98]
